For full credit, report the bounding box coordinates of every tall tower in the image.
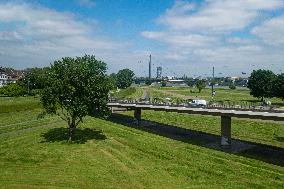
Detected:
[156,66,162,78]
[149,54,151,79]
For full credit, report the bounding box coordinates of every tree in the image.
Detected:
[0,83,26,97]
[25,67,50,91]
[116,69,134,89]
[40,55,112,141]
[229,82,236,90]
[185,78,195,87]
[109,73,117,90]
[145,78,153,85]
[247,69,275,101]
[196,79,206,93]
[272,73,284,100]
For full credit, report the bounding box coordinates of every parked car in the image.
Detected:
[190,99,207,107]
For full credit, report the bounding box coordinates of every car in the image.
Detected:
[190,99,207,107]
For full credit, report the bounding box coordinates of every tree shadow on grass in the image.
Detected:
[108,113,284,167]
[275,136,284,142]
[41,127,107,144]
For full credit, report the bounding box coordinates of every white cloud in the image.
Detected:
[141,0,284,76]
[0,31,23,41]
[142,31,217,47]
[226,37,253,44]
[0,2,122,69]
[158,0,284,33]
[252,15,284,46]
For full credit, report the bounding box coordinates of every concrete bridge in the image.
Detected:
[108,103,284,148]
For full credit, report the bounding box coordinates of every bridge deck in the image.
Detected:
[108,103,284,121]
[108,103,284,148]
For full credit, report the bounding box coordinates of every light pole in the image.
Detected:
[211,66,215,97]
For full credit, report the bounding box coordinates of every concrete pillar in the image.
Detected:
[221,115,231,148]
[134,108,142,126]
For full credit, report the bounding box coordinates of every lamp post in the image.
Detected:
[211,66,215,97]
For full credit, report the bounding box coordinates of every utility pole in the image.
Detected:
[211,66,215,97]
[149,54,151,79]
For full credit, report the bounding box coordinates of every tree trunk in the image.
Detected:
[68,121,76,141]
[261,96,264,102]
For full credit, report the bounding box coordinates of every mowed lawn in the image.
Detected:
[148,86,284,106]
[0,97,284,188]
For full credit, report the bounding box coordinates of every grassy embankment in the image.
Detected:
[112,87,143,100]
[147,86,284,106]
[0,96,283,188]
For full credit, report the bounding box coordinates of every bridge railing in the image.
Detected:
[108,98,283,113]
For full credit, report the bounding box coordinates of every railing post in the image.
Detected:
[134,108,142,126]
[221,115,231,148]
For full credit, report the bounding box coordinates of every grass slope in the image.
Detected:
[147,87,284,106]
[112,87,143,100]
[0,97,283,188]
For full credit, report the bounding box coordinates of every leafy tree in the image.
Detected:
[0,83,26,97]
[196,79,206,93]
[247,69,276,101]
[116,68,134,89]
[134,77,141,85]
[272,73,284,100]
[116,69,134,88]
[185,78,195,87]
[229,82,236,90]
[26,67,49,89]
[109,73,117,90]
[40,55,112,141]
[145,78,153,85]
[21,67,50,95]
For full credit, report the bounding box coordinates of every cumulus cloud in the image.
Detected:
[141,0,284,76]
[141,31,217,47]
[0,2,121,69]
[252,15,284,46]
[158,0,284,33]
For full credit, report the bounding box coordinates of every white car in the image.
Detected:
[190,99,207,107]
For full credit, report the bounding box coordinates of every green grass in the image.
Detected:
[0,96,42,113]
[112,87,143,100]
[147,87,284,106]
[0,97,283,188]
[122,110,284,148]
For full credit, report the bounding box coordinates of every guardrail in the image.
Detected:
[109,99,284,113]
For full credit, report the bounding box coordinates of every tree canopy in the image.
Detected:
[247,69,276,101]
[272,73,284,100]
[196,79,206,93]
[40,55,112,141]
[0,83,26,97]
[185,78,196,87]
[116,68,134,89]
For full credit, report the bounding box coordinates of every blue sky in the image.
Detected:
[0,0,284,77]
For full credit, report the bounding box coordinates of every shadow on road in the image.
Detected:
[41,127,107,144]
[109,113,284,167]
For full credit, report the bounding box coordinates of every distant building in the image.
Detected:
[167,79,186,86]
[156,67,162,79]
[7,75,17,84]
[0,73,8,87]
[166,76,175,80]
